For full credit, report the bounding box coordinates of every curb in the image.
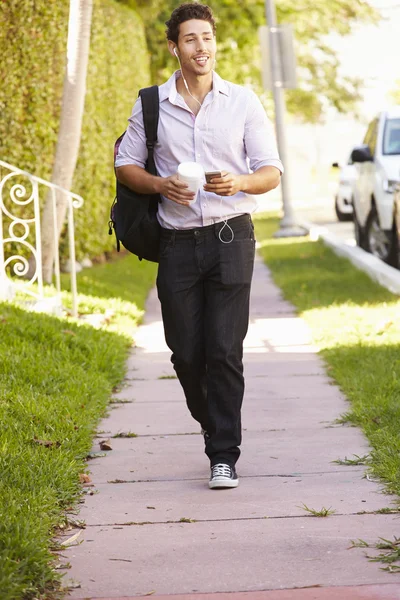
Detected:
[302,221,400,295]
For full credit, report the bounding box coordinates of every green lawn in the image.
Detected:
[254,214,400,498]
[0,253,157,600]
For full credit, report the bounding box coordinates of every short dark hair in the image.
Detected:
[165,3,216,44]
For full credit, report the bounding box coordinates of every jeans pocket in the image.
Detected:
[219,238,255,285]
[159,238,173,259]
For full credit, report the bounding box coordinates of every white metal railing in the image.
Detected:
[0,159,84,317]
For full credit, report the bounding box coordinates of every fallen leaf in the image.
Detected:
[79,473,92,484]
[67,518,86,529]
[86,451,107,460]
[61,530,82,546]
[54,562,71,570]
[62,329,76,336]
[67,582,81,590]
[100,439,112,451]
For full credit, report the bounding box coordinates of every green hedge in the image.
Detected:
[0,0,68,177]
[0,0,150,261]
[71,0,150,259]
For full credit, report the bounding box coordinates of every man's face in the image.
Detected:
[176,19,216,76]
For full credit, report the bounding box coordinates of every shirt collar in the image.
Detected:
[212,71,230,97]
[158,70,230,104]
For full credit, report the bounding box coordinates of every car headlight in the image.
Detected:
[383,180,399,193]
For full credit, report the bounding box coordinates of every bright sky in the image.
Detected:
[329,0,400,118]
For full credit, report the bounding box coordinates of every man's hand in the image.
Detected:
[158,174,195,206]
[203,171,242,196]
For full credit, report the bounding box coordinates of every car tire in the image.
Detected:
[353,208,367,249]
[335,196,352,222]
[365,205,397,266]
[393,208,400,270]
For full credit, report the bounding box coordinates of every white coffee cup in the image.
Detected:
[177,162,204,201]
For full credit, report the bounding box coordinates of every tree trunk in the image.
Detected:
[40,0,93,284]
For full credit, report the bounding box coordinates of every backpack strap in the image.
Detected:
[139,85,159,177]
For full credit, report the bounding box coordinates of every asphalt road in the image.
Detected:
[256,186,356,246]
[295,198,356,246]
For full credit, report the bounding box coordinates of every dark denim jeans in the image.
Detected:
[156,214,255,467]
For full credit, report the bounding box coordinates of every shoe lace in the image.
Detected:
[211,463,231,478]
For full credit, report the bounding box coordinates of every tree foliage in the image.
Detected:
[136,0,379,122]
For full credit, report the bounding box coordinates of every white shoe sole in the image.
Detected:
[209,478,239,489]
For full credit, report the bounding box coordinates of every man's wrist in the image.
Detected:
[238,174,249,193]
[153,176,163,195]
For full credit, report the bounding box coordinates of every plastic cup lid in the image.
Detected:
[177,162,204,178]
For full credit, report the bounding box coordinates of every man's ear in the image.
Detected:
[168,41,179,58]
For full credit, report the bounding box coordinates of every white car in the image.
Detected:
[332,155,356,221]
[351,106,400,265]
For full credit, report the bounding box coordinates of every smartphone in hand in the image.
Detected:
[205,171,222,183]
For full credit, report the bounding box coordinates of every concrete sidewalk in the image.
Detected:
[63,255,399,599]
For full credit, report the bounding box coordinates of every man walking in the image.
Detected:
[115,2,283,489]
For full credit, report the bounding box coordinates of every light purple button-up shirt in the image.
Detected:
[115,71,283,230]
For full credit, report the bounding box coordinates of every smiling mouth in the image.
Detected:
[194,56,209,66]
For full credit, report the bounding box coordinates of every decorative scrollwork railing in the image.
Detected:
[0,159,84,317]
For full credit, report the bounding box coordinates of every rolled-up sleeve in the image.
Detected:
[115,97,147,168]
[244,91,284,174]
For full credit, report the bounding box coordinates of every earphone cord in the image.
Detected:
[176,52,203,112]
[175,49,234,244]
[202,83,234,244]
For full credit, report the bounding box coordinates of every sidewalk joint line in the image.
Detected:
[98,470,363,485]
[85,511,393,528]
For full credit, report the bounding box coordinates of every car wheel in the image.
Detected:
[393,208,400,270]
[353,208,367,249]
[335,196,352,222]
[365,205,397,265]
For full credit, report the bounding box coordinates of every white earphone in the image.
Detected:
[172,44,233,243]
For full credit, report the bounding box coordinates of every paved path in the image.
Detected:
[63,255,399,599]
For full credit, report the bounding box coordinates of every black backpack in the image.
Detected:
[109,85,161,262]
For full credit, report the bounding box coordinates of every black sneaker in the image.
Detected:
[209,463,239,489]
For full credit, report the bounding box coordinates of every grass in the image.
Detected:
[254,213,400,497]
[350,537,400,572]
[332,454,370,466]
[0,253,156,600]
[61,251,157,337]
[300,504,336,517]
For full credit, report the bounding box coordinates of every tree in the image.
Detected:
[136,0,379,123]
[40,0,93,283]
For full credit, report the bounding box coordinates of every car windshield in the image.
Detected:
[383,118,400,155]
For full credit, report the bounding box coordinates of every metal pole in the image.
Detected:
[265,0,308,237]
